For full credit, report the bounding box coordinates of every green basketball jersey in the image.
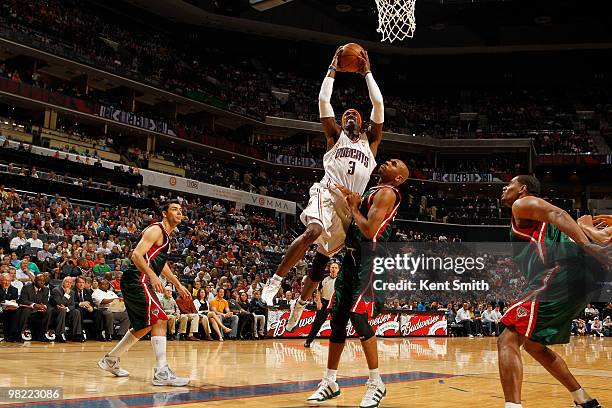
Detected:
[346,184,401,248]
[123,222,171,285]
[510,218,594,303]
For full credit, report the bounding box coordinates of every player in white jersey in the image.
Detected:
[262,46,384,332]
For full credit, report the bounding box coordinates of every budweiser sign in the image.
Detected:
[267,310,448,338]
[400,314,447,336]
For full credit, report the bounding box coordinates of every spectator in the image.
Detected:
[72,276,100,340]
[210,288,238,340]
[249,290,267,339]
[589,316,603,338]
[229,290,254,340]
[92,279,130,341]
[584,304,599,321]
[16,260,35,283]
[576,319,587,336]
[9,230,27,252]
[470,304,484,337]
[27,232,43,249]
[8,267,23,295]
[36,243,55,273]
[16,255,40,275]
[455,302,475,339]
[193,288,220,341]
[159,286,181,341]
[175,292,200,341]
[191,280,202,298]
[481,304,500,336]
[0,272,20,342]
[111,270,122,293]
[16,274,50,342]
[48,277,83,342]
[93,254,111,277]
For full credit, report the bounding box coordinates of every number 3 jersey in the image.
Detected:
[320,130,377,195]
[300,130,377,256]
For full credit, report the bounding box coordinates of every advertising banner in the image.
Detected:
[266,310,446,338]
[98,105,171,134]
[140,170,296,214]
[431,173,496,183]
[266,152,322,169]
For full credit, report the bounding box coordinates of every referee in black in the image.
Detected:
[304,262,339,348]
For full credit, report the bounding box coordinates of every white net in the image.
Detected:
[375,0,417,43]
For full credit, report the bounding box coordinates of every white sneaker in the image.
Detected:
[98,355,130,377]
[360,379,386,408]
[261,279,281,306]
[286,302,305,332]
[152,365,190,386]
[468,334,475,339]
[306,378,340,405]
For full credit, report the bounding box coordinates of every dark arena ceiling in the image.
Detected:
[122,0,612,48]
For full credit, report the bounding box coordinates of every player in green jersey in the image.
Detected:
[306,159,408,408]
[98,200,191,387]
[499,175,608,408]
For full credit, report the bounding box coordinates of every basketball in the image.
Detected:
[338,43,366,72]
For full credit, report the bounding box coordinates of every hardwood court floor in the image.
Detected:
[0,336,610,407]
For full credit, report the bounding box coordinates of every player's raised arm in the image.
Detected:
[131,226,165,293]
[512,196,590,244]
[360,50,384,157]
[320,47,343,151]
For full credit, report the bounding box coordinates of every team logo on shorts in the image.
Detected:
[516,307,529,318]
[152,309,159,316]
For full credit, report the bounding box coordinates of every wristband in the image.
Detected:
[328,65,337,72]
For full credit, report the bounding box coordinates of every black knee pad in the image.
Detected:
[350,313,375,341]
[308,252,330,282]
[329,313,349,344]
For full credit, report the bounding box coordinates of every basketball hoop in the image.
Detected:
[375,0,417,43]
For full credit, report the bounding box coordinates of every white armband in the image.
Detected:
[365,73,384,124]
[318,76,335,118]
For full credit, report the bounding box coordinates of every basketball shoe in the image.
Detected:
[261,276,282,306]
[286,301,305,332]
[359,379,386,408]
[152,365,190,386]
[573,400,601,408]
[306,378,340,405]
[98,355,130,377]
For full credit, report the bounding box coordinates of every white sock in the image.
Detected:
[325,368,337,382]
[504,403,522,408]
[369,368,381,382]
[571,388,592,404]
[108,331,139,358]
[151,336,167,368]
[271,274,282,284]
